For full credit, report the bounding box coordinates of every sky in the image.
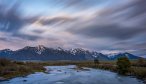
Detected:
[0,0,146,57]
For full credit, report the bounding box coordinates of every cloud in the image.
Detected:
[0,2,41,41]
[69,24,146,40]
[0,2,23,32]
[49,0,107,10]
[67,0,146,40]
[0,0,146,57]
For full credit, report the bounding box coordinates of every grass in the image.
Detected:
[0,58,45,79]
[39,60,146,80]
[42,60,146,81]
[0,58,146,83]
[131,67,146,79]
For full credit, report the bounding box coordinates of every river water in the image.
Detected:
[0,65,144,84]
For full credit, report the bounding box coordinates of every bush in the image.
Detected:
[132,67,146,79]
[94,58,99,65]
[137,58,146,67]
[0,58,11,66]
[117,57,131,75]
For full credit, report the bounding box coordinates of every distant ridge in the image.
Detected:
[0,45,141,61]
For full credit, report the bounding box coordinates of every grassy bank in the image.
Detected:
[0,58,146,82]
[42,60,146,82]
[0,58,45,80]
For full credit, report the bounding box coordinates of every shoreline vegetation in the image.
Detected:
[0,58,146,83]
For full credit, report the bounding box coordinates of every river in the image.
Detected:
[0,65,144,84]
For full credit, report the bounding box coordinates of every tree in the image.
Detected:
[116,57,131,75]
[94,58,99,65]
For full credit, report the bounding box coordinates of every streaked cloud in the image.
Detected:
[0,0,146,57]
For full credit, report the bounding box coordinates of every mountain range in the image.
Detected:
[0,45,141,61]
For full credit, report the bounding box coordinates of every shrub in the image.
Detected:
[0,58,11,66]
[137,58,146,67]
[117,57,131,75]
[94,58,99,65]
[132,67,146,79]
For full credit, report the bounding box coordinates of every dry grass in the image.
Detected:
[0,58,45,79]
[0,58,146,81]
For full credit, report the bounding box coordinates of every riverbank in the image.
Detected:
[41,61,146,83]
[0,58,46,81]
[0,59,146,83]
[0,65,144,84]
[76,61,146,83]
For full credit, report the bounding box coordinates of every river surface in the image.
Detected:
[0,65,144,84]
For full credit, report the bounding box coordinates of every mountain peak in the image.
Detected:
[35,45,46,55]
[37,45,45,48]
[107,52,140,60]
[0,46,141,61]
[1,49,13,53]
[23,46,32,49]
[2,49,12,51]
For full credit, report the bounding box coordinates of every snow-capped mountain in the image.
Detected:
[35,45,46,55]
[0,45,141,61]
[106,52,141,60]
[0,49,13,58]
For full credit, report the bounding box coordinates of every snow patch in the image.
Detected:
[36,45,46,55]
